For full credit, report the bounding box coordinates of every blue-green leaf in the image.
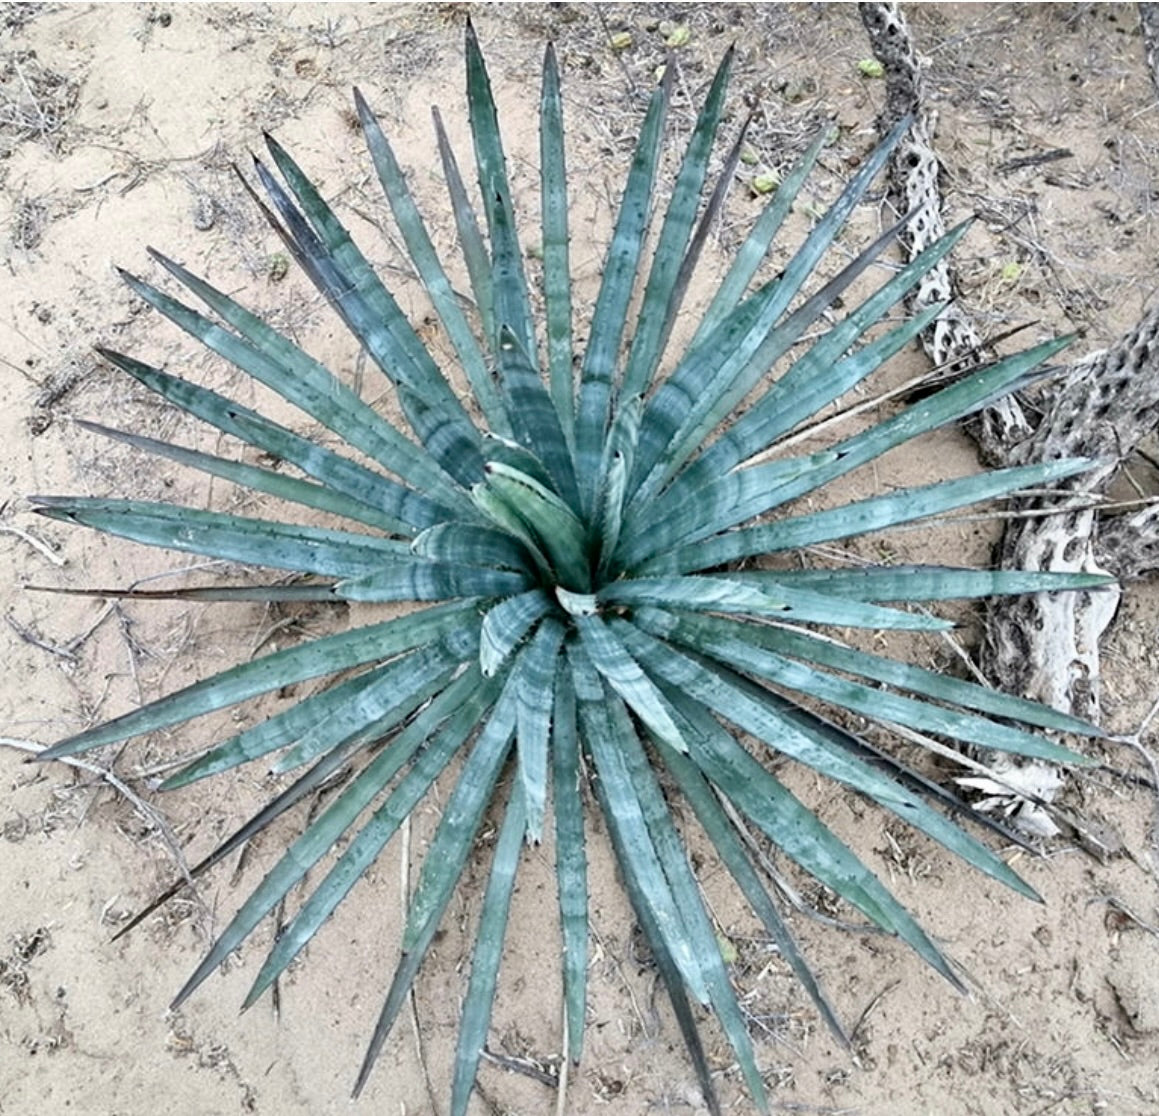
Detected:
[659,609,1087,766]
[513,618,565,841]
[353,663,520,1095]
[575,613,687,753]
[750,563,1115,604]
[646,456,1097,574]
[76,420,405,535]
[238,679,497,1016]
[659,681,963,982]
[163,646,457,788]
[31,496,407,578]
[353,89,505,431]
[607,693,768,1110]
[654,729,849,1046]
[690,333,1077,522]
[482,459,589,590]
[336,559,530,602]
[480,589,553,677]
[692,603,1102,739]
[551,660,587,1064]
[183,666,499,1014]
[573,69,670,517]
[570,646,707,1001]
[95,349,447,532]
[432,103,498,365]
[272,634,475,774]
[451,782,527,1116]
[618,620,1041,909]
[412,521,534,572]
[619,47,734,401]
[540,42,575,444]
[466,19,536,360]
[690,127,826,346]
[602,573,951,631]
[120,264,474,517]
[494,330,581,512]
[37,600,477,758]
[629,120,912,503]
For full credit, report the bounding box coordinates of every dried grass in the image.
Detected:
[0,49,78,154]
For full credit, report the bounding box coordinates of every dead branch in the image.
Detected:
[984,312,1159,717]
[858,1,1033,456]
[861,2,1159,720]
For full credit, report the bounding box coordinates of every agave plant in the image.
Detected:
[31,23,1108,1115]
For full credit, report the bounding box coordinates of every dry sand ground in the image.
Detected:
[3,3,1159,1114]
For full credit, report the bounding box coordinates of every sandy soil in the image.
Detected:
[3,4,1159,1114]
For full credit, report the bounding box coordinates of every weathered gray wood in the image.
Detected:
[860,2,1159,719]
[858,1,1033,459]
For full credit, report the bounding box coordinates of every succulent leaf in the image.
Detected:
[30,25,1111,1116]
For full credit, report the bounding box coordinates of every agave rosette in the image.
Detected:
[33,25,1107,1116]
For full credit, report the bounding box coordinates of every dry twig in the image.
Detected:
[0,736,208,925]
